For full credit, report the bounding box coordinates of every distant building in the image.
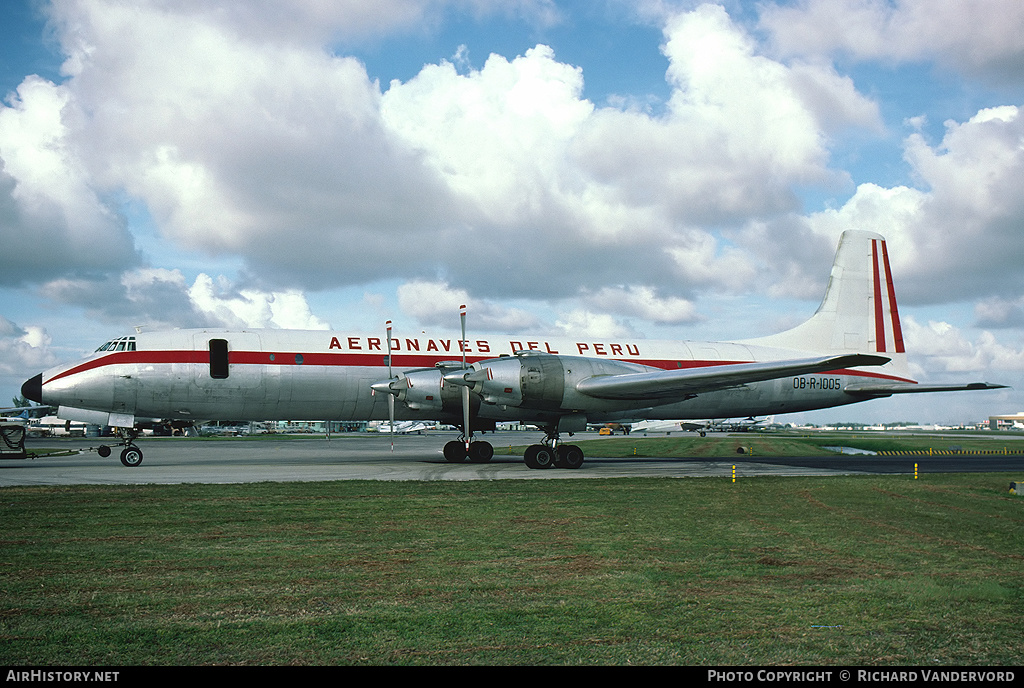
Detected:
[988,413,1024,431]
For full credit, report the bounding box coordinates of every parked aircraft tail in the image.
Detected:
[743,230,910,376]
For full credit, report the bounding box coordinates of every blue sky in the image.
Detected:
[2,0,1023,425]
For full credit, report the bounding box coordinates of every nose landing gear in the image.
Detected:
[97,428,144,467]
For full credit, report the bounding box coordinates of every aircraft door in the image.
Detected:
[191,333,264,410]
[112,373,138,415]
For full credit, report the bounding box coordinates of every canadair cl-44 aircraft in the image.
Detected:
[20,230,1004,468]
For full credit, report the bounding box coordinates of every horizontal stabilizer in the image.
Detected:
[844,382,1008,398]
[576,354,890,401]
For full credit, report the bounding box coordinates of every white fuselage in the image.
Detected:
[35,327,912,427]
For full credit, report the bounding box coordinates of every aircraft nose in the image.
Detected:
[21,373,42,404]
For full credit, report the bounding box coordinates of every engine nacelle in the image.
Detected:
[468,352,650,412]
[396,366,477,417]
[393,353,654,419]
[471,353,564,410]
[395,368,445,413]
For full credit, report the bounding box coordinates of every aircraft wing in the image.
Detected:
[843,382,1008,397]
[576,354,890,401]
[0,405,50,419]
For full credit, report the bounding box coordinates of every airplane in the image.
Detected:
[0,408,32,423]
[0,408,91,439]
[624,417,765,436]
[628,420,684,434]
[27,415,88,437]
[20,230,1005,468]
[599,415,768,436]
[678,417,768,436]
[373,421,434,435]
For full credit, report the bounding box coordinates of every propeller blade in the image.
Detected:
[460,304,469,452]
[387,320,394,453]
[388,395,395,453]
[463,385,470,454]
[386,320,393,378]
[459,305,467,370]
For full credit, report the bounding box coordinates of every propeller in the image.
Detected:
[460,305,470,454]
[387,320,394,453]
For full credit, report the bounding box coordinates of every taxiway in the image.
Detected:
[1,431,1021,487]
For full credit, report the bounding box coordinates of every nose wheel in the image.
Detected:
[119,445,144,467]
[96,429,144,467]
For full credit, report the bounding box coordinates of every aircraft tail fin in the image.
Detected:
[743,230,910,376]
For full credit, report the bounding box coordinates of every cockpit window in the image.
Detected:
[95,336,136,353]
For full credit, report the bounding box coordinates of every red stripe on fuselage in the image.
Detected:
[44,350,208,384]
[45,349,917,386]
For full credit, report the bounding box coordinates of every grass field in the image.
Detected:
[494,432,1024,458]
[2,472,1022,665]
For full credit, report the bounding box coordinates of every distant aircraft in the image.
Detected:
[0,409,32,423]
[374,420,433,435]
[21,230,1004,468]
[626,417,765,436]
[29,415,88,437]
[628,420,685,434]
[678,417,768,436]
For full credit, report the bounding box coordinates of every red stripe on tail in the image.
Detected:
[871,240,886,352]
[880,240,905,353]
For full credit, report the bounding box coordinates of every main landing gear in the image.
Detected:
[443,427,585,469]
[524,432,584,470]
[443,436,495,463]
[96,428,144,467]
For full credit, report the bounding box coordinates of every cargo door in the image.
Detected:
[190,333,264,413]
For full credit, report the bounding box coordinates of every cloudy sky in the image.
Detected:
[2,0,1023,425]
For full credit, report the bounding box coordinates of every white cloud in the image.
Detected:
[1,1,885,318]
[397,280,542,332]
[0,316,56,379]
[0,76,137,284]
[40,269,330,331]
[760,0,1024,84]
[140,0,564,45]
[47,0,452,286]
[582,285,699,324]
[904,317,1024,374]
[975,296,1024,328]
[573,4,875,226]
[382,45,594,222]
[188,275,331,331]
[5,2,1019,374]
[554,309,636,339]
[781,105,1024,305]
[903,106,1024,297]
[665,230,759,293]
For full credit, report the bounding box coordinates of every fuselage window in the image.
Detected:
[210,339,229,379]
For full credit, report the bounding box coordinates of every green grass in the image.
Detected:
[2,475,1022,665]
[492,433,1024,458]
